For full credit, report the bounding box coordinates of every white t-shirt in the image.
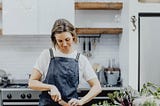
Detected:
[34,48,97,88]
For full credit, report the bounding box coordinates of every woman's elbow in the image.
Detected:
[97,84,102,94]
[93,82,102,94]
[28,79,34,89]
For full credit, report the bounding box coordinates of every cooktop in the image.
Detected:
[1,83,28,88]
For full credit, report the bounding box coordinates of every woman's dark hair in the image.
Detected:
[51,19,77,47]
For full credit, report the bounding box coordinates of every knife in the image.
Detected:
[58,99,69,106]
[48,91,69,106]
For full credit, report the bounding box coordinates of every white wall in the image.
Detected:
[0,11,2,29]
[0,0,128,86]
[0,35,51,79]
[0,35,119,80]
[0,0,1,30]
[75,0,129,87]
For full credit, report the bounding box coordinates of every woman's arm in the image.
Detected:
[28,68,61,102]
[28,68,52,91]
[79,78,102,105]
[68,78,102,106]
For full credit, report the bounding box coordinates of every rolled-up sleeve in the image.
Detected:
[81,56,97,81]
[34,49,50,76]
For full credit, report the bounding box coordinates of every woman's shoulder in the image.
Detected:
[41,48,56,54]
[40,49,50,55]
[39,48,56,59]
[79,53,88,61]
[78,54,90,66]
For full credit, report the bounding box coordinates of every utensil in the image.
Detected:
[48,91,69,106]
[87,37,92,57]
[83,38,87,56]
[58,99,69,106]
[92,37,97,50]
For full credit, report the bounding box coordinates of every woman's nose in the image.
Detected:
[62,41,67,46]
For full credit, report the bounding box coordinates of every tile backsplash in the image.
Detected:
[0,35,51,80]
[0,35,119,80]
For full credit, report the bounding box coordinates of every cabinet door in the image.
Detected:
[38,0,74,35]
[3,0,38,35]
[139,14,160,89]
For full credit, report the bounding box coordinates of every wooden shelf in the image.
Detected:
[76,28,122,34]
[0,3,2,10]
[75,2,123,10]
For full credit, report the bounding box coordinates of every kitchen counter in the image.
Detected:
[0,86,123,91]
[78,87,123,91]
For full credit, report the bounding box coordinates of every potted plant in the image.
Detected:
[91,82,160,106]
[133,82,160,106]
[91,86,138,106]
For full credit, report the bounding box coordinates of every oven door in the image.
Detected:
[3,100,39,106]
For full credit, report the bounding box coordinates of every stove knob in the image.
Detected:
[27,93,32,99]
[7,94,12,99]
[21,94,26,99]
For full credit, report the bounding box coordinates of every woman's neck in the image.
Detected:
[57,47,74,54]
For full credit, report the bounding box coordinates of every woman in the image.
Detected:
[28,19,102,106]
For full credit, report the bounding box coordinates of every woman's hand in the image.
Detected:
[49,86,61,102]
[68,98,83,106]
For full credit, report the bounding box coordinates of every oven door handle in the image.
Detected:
[3,102,39,105]
[79,97,109,99]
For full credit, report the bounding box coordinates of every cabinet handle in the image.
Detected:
[131,16,137,31]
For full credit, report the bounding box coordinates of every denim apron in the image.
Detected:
[39,48,80,106]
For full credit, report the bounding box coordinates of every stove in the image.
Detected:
[1,83,28,88]
[0,83,41,106]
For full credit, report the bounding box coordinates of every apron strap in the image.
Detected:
[49,48,80,61]
[75,53,80,61]
[49,48,54,58]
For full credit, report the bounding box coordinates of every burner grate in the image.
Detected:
[2,83,28,88]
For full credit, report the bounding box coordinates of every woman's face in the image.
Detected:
[55,32,74,52]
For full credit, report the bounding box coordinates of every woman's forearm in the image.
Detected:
[28,79,53,91]
[28,69,55,91]
[80,82,102,105]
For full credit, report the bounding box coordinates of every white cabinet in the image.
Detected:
[2,0,74,35]
[3,0,38,35]
[38,0,74,35]
[128,0,160,90]
[0,1,2,35]
[139,15,160,89]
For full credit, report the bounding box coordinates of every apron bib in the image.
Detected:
[39,48,80,106]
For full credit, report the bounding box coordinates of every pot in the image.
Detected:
[93,64,105,86]
[104,68,121,86]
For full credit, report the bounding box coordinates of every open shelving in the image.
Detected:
[75,2,123,10]
[76,28,122,35]
[75,2,123,36]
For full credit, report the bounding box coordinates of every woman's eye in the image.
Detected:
[66,38,70,41]
[57,40,62,43]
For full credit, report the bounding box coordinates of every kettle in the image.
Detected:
[0,69,9,85]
